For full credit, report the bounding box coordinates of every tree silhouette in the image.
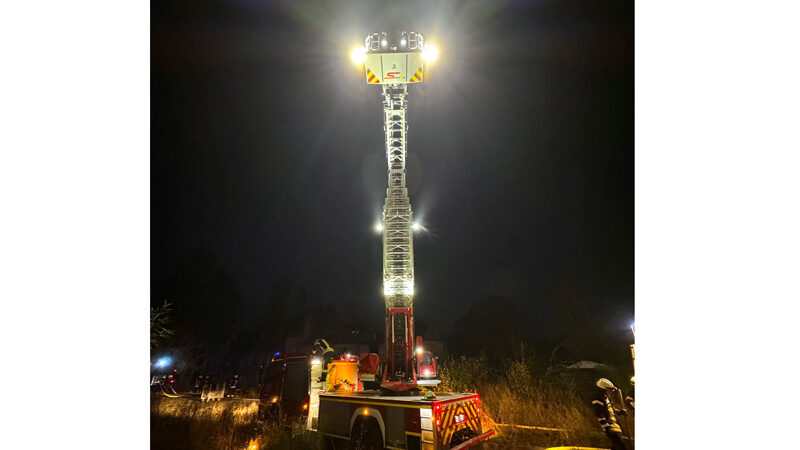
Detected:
[150,300,174,349]
[153,250,244,348]
[448,296,528,363]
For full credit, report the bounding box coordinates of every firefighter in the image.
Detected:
[226,373,239,398]
[313,338,335,381]
[626,376,635,412]
[193,374,206,394]
[592,378,628,450]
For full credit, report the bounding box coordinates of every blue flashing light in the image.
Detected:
[274,352,280,356]
[155,356,172,368]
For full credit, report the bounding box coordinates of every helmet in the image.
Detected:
[596,378,616,390]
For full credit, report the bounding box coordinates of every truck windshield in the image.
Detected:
[422,353,431,365]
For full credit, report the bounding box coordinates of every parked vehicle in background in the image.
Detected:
[418,350,437,379]
[416,337,438,382]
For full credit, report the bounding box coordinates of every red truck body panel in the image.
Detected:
[317,390,493,449]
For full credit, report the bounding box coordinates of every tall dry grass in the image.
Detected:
[150,397,321,449]
[436,353,626,448]
[437,353,594,426]
[152,353,629,449]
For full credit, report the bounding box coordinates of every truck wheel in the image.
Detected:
[268,404,280,421]
[323,436,345,450]
[257,403,279,422]
[351,418,383,450]
[257,403,268,421]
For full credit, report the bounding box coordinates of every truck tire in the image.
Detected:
[257,403,267,421]
[350,417,383,450]
[257,403,280,422]
[323,436,349,450]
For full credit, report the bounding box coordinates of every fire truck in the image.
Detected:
[259,347,491,450]
[258,32,494,449]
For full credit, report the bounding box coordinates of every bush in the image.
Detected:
[436,351,613,447]
[504,359,536,399]
[437,353,493,393]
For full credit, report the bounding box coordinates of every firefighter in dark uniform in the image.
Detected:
[193,374,208,394]
[226,373,239,398]
[592,378,628,450]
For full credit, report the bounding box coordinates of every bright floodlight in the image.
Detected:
[351,46,367,64]
[412,222,421,231]
[374,222,384,232]
[422,44,438,62]
[381,39,388,47]
[400,38,407,46]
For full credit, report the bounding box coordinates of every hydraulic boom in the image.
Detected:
[354,31,436,391]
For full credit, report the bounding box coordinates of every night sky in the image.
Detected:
[152,0,634,339]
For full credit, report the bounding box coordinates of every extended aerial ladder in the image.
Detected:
[264,34,494,448]
[352,31,437,391]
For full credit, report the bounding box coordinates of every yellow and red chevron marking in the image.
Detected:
[365,68,381,84]
[409,67,423,82]
[438,399,481,445]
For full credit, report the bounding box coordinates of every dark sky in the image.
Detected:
[152,0,634,337]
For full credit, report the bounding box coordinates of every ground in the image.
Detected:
[150,395,629,449]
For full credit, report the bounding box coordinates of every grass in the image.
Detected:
[437,353,633,449]
[151,353,633,449]
[150,396,320,450]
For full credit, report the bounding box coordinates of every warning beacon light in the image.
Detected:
[351,32,436,84]
[154,356,172,369]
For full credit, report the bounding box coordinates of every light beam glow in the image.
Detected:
[351,46,367,64]
[421,44,438,62]
[155,356,172,368]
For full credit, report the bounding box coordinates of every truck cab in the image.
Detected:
[417,350,437,379]
[415,337,439,383]
[258,353,310,419]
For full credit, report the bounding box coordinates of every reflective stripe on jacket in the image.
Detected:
[592,398,622,433]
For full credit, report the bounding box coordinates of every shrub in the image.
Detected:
[436,351,607,446]
[437,353,493,393]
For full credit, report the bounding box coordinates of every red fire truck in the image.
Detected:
[257,31,494,449]
[258,347,493,449]
[315,390,490,450]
